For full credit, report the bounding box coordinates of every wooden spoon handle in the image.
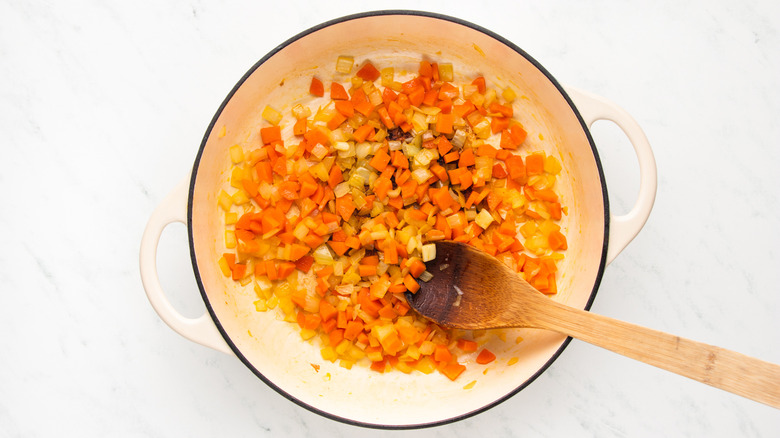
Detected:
[531,302,780,408]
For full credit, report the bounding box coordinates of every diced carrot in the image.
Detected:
[382,87,397,104]
[320,318,337,333]
[320,300,338,321]
[453,101,476,118]
[391,150,409,169]
[476,348,496,364]
[506,155,526,181]
[442,362,466,381]
[289,244,310,261]
[304,126,330,147]
[430,164,448,182]
[526,153,545,175]
[422,89,438,107]
[276,262,296,279]
[293,117,307,136]
[298,175,318,199]
[370,359,387,373]
[358,264,378,277]
[353,96,375,118]
[353,124,374,143]
[444,151,459,163]
[436,113,454,134]
[330,82,349,100]
[278,232,296,245]
[472,76,486,93]
[294,255,315,273]
[459,171,473,189]
[329,329,344,347]
[327,165,343,189]
[490,116,511,134]
[368,148,391,172]
[408,259,426,278]
[303,313,321,330]
[406,208,428,222]
[377,106,395,129]
[433,344,453,363]
[335,100,354,117]
[408,86,425,107]
[255,161,273,184]
[548,230,568,250]
[387,196,404,210]
[277,180,300,199]
[510,124,527,146]
[437,136,453,156]
[327,112,347,130]
[403,274,420,293]
[344,320,364,340]
[456,339,478,353]
[361,255,380,266]
[335,193,355,221]
[419,60,433,78]
[272,156,287,177]
[500,129,518,150]
[309,77,324,97]
[458,148,475,167]
[383,238,399,265]
[373,176,392,200]
[549,202,563,220]
[328,240,349,256]
[400,180,418,199]
[345,236,361,249]
[476,144,498,158]
[492,163,508,179]
[489,102,513,118]
[230,263,246,280]
[356,62,381,81]
[265,260,278,281]
[260,126,281,145]
[534,188,558,202]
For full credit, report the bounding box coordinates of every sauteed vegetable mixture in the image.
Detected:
[216,56,567,380]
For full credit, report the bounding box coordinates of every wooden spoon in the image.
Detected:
[405,241,780,409]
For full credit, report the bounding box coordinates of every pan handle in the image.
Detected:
[565,87,657,265]
[139,177,233,355]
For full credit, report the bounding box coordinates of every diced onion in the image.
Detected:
[293,222,309,240]
[313,244,335,265]
[411,111,428,133]
[355,142,373,160]
[474,119,491,139]
[451,129,467,148]
[413,149,437,167]
[336,55,354,74]
[475,209,494,229]
[411,168,433,184]
[402,142,421,158]
[421,243,436,262]
[438,63,454,82]
[333,182,351,198]
[262,105,283,125]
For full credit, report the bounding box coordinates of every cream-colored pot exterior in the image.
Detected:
[140,11,656,429]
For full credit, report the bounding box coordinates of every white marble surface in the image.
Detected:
[1,0,778,436]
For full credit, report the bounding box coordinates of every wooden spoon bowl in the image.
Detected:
[406,241,780,409]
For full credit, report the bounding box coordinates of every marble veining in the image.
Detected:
[1,0,778,436]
